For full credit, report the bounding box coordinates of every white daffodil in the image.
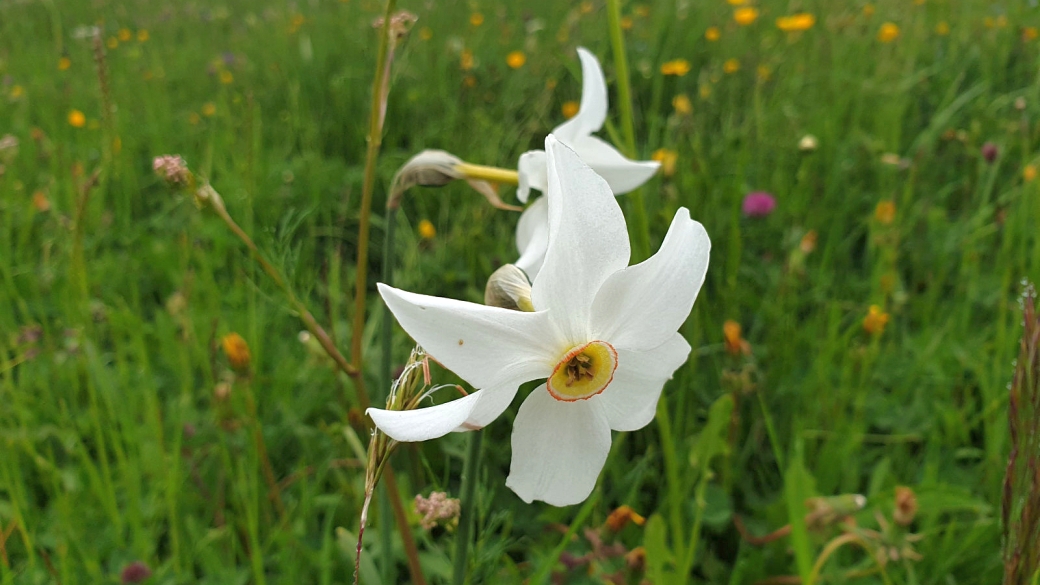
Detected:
[515,47,660,204]
[368,136,710,506]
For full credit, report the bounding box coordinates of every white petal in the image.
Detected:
[367,390,482,442]
[531,136,630,346]
[597,334,691,431]
[505,387,612,506]
[551,47,608,144]
[590,208,710,350]
[453,383,519,432]
[515,196,549,282]
[570,135,660,195]
[378,284,556,389]
[516,150,547,203]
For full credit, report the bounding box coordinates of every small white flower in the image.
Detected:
[368,137,710,506]
[516,48,660,204]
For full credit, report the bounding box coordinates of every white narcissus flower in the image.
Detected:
[368,136,710,506]
[515,47,660,205]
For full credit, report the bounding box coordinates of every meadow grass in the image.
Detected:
[1,0,1038,583]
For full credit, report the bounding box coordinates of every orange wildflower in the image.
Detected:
[877,22,900,42]
[561,100,580,118]
[863,305,889,335]
[874,201,895,225]
[506,51,526,69]
[660,59,691,76]
[222,333,252,371]
[705,26,721,41]
[606,505,646,531]
[776,13,815,32]
[734,7,759,25]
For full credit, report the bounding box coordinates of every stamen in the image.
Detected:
[547,340,618,401]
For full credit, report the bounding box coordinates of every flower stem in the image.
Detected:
[452,429,483,585]
[350,0,398,376]
[605,0,651,261]
[453,163,520,185]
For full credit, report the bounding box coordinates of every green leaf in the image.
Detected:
[784,441,815,583]
[644,514,674,584]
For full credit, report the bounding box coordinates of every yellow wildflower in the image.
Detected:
[800,230,818,253]
[705,26,721,41]
[621,16,634,30]
[9,85,24,100]
[776,13,815,32]
[118,28,131,42]
[863,305,889,335]
[935,21,950,35]
[106,36,118,49]
[606,505,646,531]
[756,64,771,81]
[32,191,51,212]
[506,51,526,69]
[219,70,234,84]
[418,26,432,40]
[996,15,1007,28]
[877,22,899,42]
[202,102,216,117]
[723,58,741,74]
[984,17,995,29]
[561,100,580,118]
[1024,27,1039,41]
[863,4,875,16]
[58,56,71,71]
[734,7,759,25]
[470,13,484,26]
[463,75,477,88]
[460,49,474,71]
[672,94,692,115]
[651,148,678,177]
[660,59,691,76]
[874,200,895,224]
[222,333,252,371]
[418,219,436,239]
[1024,164,1037,182]
[68,109,86,128]
[699,85,712,99]
[189,112,201,125]
[723,320,750,356]
[137,29,149,42]
[726,0,747,5]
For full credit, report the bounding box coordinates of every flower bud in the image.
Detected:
[484,264,534,311]
[981,141,999,163]
[388,149,521,211]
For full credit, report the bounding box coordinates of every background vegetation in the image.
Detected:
[1,0,1038,583]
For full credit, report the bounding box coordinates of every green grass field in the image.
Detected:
[2,0,1039,583]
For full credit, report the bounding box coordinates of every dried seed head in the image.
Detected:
[894,486,918,526]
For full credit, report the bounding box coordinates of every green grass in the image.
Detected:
[1,0,1038,583]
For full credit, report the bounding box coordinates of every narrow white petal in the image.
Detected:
[531,136,630,346]
[570,135,660,195]
[505,387,612,506]
[551,47,608,144]
[515,196,549,282]
[378,284,556,389]
[597,334,691,431]
[368,390,482,442]
[516,150,548,203]
[453,384,519,432]
[590,208,710,350]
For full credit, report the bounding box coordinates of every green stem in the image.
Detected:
[350,0,398,373]
[605,0,650,261]
[654,397,686,567]
[453,430,483,585]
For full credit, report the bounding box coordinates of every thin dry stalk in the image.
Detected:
[1003,286,1040,584]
